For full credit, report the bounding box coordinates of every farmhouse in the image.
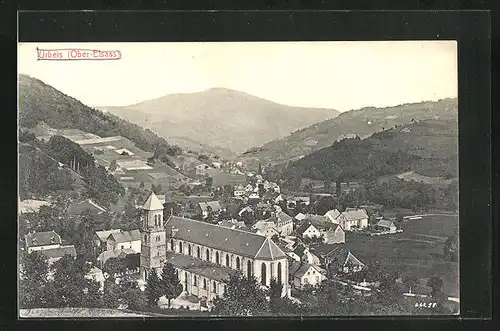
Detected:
[322,224,346,244]
[198,201,223,218]
[295,222,322,239]
[375,220,398,233]
[24,230,62,253]
[310,244,364,273]
[289,262,327,288]
[264,211,294,236]
[94,229,122,251]
[40,245,77,265]
[334,209,369,231]
[324,209,341,222]
[106,230,141,253]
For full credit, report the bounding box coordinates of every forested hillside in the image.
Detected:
[19,74,173,153]
[240,98,458,168]
[279,119,458,186]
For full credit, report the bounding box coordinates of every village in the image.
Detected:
[19,127,455,315]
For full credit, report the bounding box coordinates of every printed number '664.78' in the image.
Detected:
[415,302,437,308]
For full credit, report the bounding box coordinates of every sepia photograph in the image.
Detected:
[18,41,459,318]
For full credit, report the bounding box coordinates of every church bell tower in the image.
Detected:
[140,191,167,281]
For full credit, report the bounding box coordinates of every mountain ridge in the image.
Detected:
[101,88,340,154]
[239,98,458,168]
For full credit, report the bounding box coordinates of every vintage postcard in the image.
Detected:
[18,41,459,317]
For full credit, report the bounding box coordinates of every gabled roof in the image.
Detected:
[295,221,319,236]
[165,216,287,260]
[199,201,222,213]
[97,248,137,264]
[310,244,364,270]
[252,220,276,231]
[40,245,76,260]
[341,209,369,221]
[108,230,141,243]
[289,261,325,278]
[142,192,165,211]
[324,209,341,221]
[95,229,122,243]
[294,213,307,221]
[304,214,331,229]
[255,237,287,260]
[376,220,396,228]
[25,231,62,248]
[293,244,306,257]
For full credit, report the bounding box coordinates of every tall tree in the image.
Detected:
[145,270,162,307]
[205,177,213,190]
[19,251,50,308]
[258,163,262,175]
[159,263,183,308]
[211,274,269,316]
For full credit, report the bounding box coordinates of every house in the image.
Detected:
[198,201,223,218]
[295,222,322,239]
[234,188,246,197]
[68,199,106,216]
[322,224,346,244]
[106,230,141,253]
[212,162,222,169]
[324,209,341,223]
[289,262,327,288]
[94,229,122,251]
[42,245,77,265]
[375,220,397,233]
[252,220,279,238]
[248,193,260,200]
[310,244,364,273]
[25,230,62,253]
[335,208,369,231]
[293,197,311,206]
[245,184,254,192]
[265,211,294,236]
[293,244,321,265]
[294,213,307,221]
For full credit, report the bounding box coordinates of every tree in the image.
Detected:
[73,211,98,262]
[145,269,162,307]
[124,287,148,311]
[19,251,51,308]
[205,177,213,190]
[270,234,280,244]
[151,183,162,195]
[159,263,183,308]
[139,181,145,190]
[103,257,127,278]
[258,163,262,175]
[427,276,444,298]
[109,160,117,172]
[164,201,181,217]
[51,255,102,308]
[211,273,269,316]
[102,278,122,309]
[443,228,458,261]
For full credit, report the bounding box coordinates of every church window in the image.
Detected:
[247,260,252,278]
[205,249,210,261]
[170,239,174,251]
[236,257,240,270]
[179,242,183,254]
[225,254,230,267]
[144,234,147,241]
[261,263,267,286]
[277,262,282,285]
[197,247,201,259]
[203,279,207,290]
[212,281,217,293]
[193,275,197,286]
[215,252,220,265]
[188,244,192,256]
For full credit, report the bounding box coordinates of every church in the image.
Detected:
[139,192,290,305]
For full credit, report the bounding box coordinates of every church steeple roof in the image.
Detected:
[142,191,164,211]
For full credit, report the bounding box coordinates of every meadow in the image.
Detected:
[345,214,459,297]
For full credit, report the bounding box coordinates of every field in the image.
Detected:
[344,214,459,297]
[206,169,246,187]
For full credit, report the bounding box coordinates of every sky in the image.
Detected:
[18,41,457,112]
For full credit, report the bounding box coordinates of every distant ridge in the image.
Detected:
[239,98,458,168]
[101,88,340,154]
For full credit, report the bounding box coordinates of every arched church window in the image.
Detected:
[225,254,230,267]
[236,257,240,270]
[197,247,201,258]
[261,263,267,286]
[170,239,174,251]
[179,242,183,254]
